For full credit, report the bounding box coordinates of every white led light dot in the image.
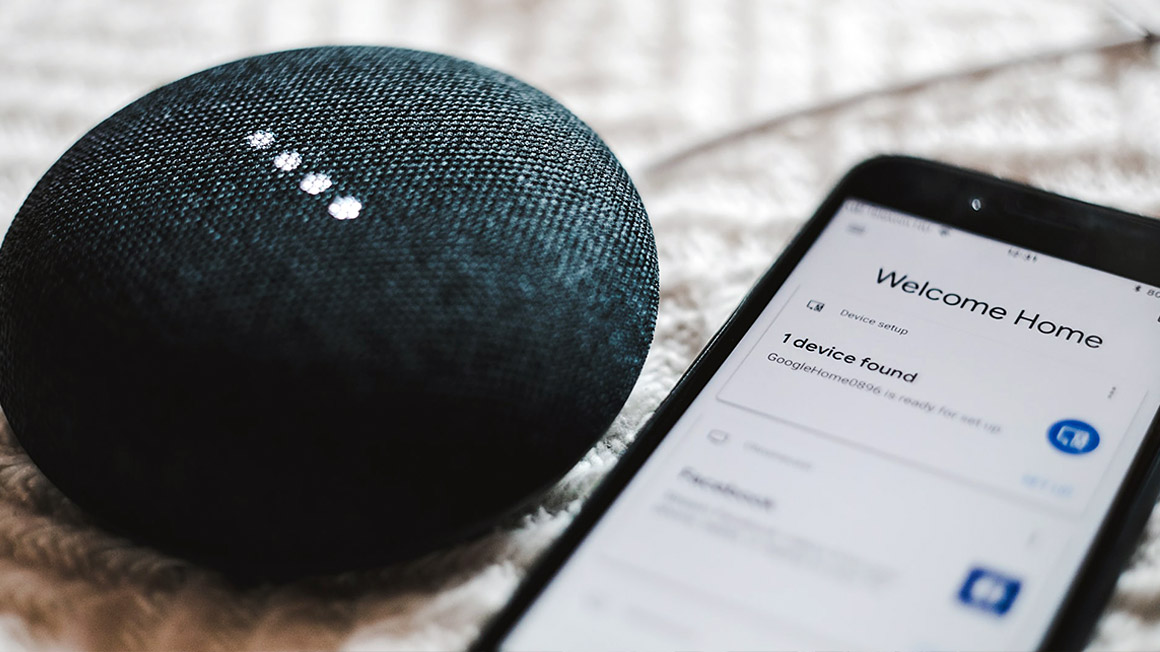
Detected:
[273,151,302,171]
[246,130,276,149]
[243,136,360,221]
[299,173,333,195]
[328,196,362,220]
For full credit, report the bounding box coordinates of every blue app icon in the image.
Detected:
[1048,419,1099,455]
[958,567,1021,616]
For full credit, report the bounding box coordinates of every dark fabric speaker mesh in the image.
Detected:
[0,46,658,578]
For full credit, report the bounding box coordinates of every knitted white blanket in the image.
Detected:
[1,0,1159,649]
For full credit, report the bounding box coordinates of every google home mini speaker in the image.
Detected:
[0,46,659,578]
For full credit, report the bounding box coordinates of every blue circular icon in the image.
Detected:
[1047,419,1099,455]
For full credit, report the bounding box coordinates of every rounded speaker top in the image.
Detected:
[0,46,658,578]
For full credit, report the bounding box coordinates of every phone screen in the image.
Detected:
[500,198,1160,649]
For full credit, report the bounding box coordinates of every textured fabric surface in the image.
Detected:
[0,45,657,578]
[1,0,1160,649]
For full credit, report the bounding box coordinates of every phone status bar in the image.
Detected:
[841,199,1160,324]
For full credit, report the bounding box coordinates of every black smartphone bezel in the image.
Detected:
[474,155,1160,650]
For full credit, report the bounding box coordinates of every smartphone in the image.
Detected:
[473,156,1160,650]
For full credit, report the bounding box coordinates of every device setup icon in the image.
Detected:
[1048,419,1100,455]
[957,567,1021,616]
